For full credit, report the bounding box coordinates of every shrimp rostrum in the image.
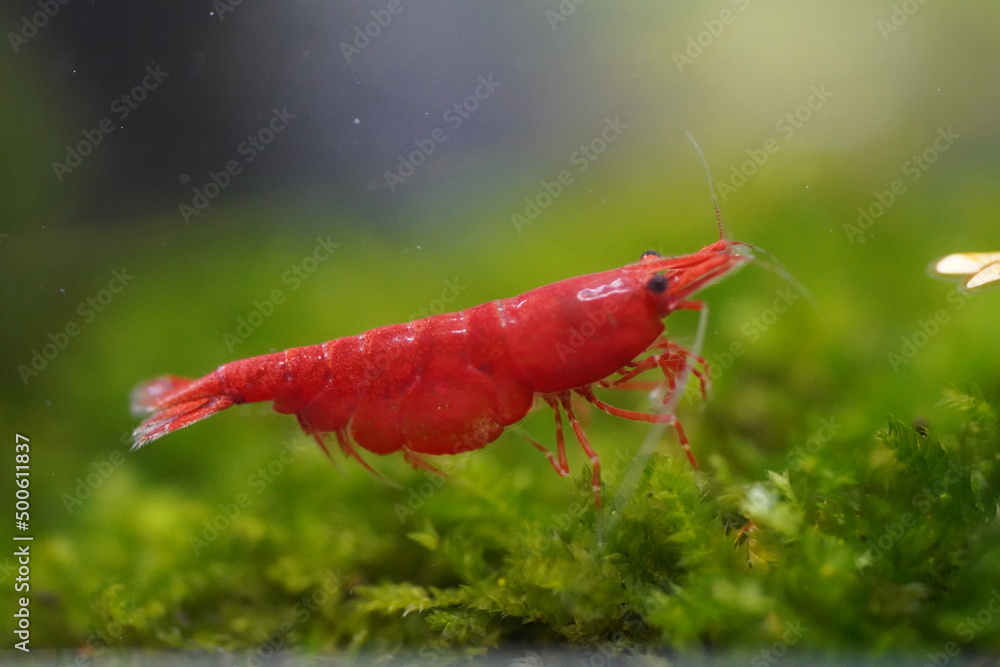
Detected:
[131,239,750,505]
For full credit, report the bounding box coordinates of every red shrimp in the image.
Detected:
[131,239,750,505]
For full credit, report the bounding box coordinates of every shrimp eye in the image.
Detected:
[646,273,669,293]
[641,250,661,259]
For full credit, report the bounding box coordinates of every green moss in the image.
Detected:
[6,195,1000,661]
[22,389,1000,658]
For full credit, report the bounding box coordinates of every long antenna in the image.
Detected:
[685,131,726,241]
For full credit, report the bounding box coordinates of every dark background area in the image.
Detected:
[6,0,607,227]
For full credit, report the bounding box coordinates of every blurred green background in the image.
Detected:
[3,0,1000,658]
